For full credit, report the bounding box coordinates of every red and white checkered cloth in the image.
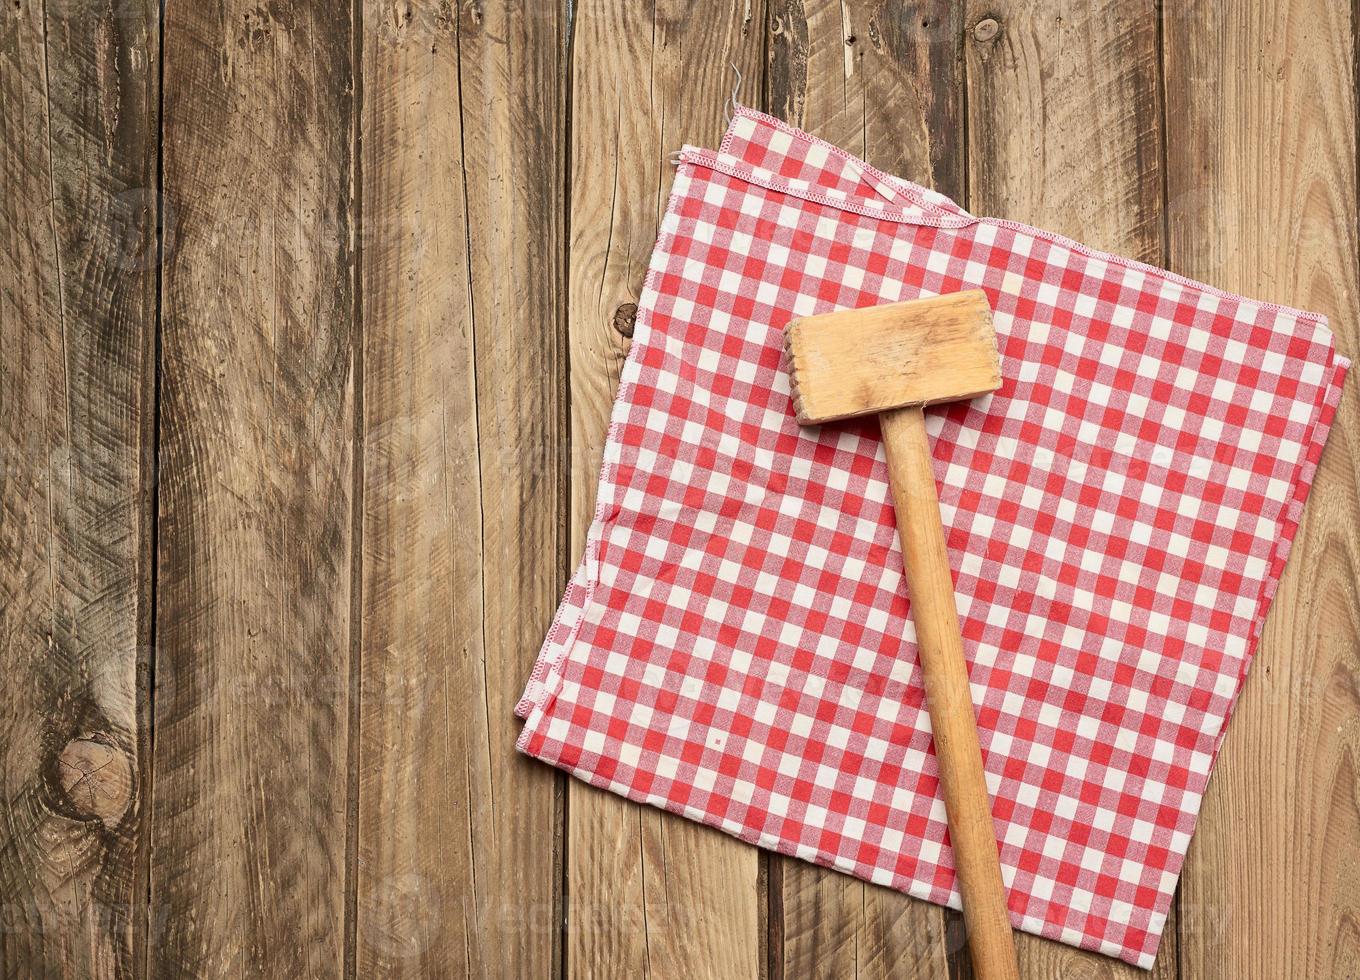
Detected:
[515,107,1349,966]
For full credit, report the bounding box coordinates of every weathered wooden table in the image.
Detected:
[2,1,1356,977]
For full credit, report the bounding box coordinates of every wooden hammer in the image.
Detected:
[784,290,1019,980]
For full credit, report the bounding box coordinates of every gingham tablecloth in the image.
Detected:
[515,106,1349,966]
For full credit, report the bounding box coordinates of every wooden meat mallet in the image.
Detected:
[784,289,1019,980]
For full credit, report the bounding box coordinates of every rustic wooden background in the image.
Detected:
[2,0,1357,977]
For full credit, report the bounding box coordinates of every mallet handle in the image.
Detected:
[880,404,1020,980]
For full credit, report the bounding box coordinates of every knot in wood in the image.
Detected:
[972,18,1001,43]
[612,302,638,339]
[55,736,133,829]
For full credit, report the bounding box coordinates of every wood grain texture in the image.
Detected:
[1164,1,1360,977]
[785,291,1001,423]
[565,1,767,977]
[0,1,157,976]
[151,2,355,975]
[768,0,964,197]
[766,5,967,977]
[963,0,1163,263]
[357,0,566,976]
[881,404,1020,980]
[963,3,1181,976]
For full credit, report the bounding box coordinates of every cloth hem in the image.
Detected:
[514,159,703,721]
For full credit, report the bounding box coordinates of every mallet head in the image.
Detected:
[783,289,1002,424]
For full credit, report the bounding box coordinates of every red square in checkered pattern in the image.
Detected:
[516,107,1348,967]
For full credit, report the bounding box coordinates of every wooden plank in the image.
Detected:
[765,4,965,977]
[565,1,767,976]
[151,2,355,975]
[963,1,1163,264]
[0,1,157,976]
[962,3,1180,976]
[768,0,965,199]
[356,1,567,975]
[457,8,569,969]
[1163,2,1360,977]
